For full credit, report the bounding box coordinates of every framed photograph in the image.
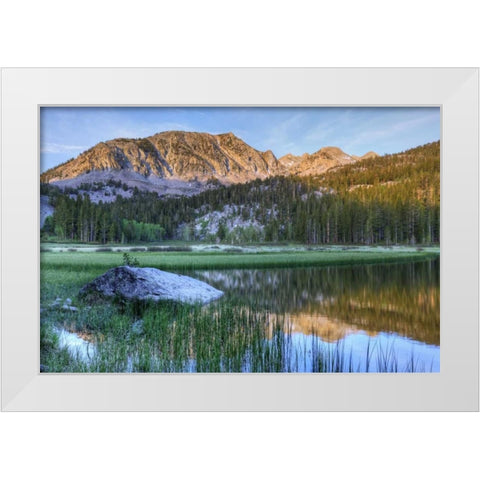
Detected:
[1,68,478,411]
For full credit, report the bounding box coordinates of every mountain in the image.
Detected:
[278,147,380,176]
[41,131,283,185]
[278,146,376,176]
[41,131,380,191]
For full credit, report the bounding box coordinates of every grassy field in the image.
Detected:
[41,244,439,274]
[40,244,440,373]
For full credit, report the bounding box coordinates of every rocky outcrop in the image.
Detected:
[79,266,224,305]
[40,195,55,228]
[279,146,359,177]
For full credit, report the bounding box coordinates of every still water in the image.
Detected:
[194,259,440,372]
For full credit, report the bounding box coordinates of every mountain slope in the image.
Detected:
[41,130,381,189]
[41,131,284,184]
[278,146,375,176]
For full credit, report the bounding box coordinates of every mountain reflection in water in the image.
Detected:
[194,259,439,346]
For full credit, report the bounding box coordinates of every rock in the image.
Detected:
[79,266,224,305]
[48,297,78,311]
[62,305,78,312]
[40,195,55,228]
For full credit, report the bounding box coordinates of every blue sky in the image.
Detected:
[40,107,440,172]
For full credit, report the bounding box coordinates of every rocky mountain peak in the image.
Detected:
[360,151,380,160]
[40,130,377,190]
[279,146,357,177]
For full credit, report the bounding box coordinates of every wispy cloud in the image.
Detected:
[262,113,307,155]
[113,122,194,139]
[41,143,88,154]
[341,111,439,153]
[304,109,356,144]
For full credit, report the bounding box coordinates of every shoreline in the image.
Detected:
[40,244,439,272]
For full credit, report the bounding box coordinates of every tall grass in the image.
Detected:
[40,297,434,373]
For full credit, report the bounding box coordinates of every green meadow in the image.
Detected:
[41,244,439,273]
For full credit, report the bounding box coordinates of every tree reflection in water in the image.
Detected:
[195,259,439,346]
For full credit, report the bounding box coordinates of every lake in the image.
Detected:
[193,259,440,372]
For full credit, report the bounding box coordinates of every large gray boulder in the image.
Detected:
[79,266,224,305]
